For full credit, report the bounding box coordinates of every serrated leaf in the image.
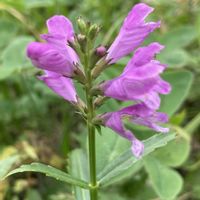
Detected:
[3,162,89,189]
[97,133,175,186]
[144,156,183,199]
[160,70,193,117]
[69,149,90,200]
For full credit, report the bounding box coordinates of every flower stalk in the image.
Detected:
[26,4,172,198]
[83,37,98,200]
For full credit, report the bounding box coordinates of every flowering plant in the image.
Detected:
[3,3,175,200]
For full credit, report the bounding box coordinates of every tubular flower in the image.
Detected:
[100,103,169,157]
[27,15,79,77]
[107,3,160,64]
[39,70,77,103]
[26,2,171,159]
[27,15,80,102]
[101,43,171,110]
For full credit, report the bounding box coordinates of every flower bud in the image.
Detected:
[72,63,86,84]
[77,17,87,34]
[96,46,107,57]
[77,34,87,52]
[88,24,100,40]
[91,57,111,79]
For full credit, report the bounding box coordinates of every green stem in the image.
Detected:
[84,53,98,199]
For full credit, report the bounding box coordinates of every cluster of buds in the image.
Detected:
[27,3,171,157]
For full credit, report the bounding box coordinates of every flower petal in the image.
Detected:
[27,42,75,76]
[39,70,77,102]
[46,15,74,41]
[107,3,160,63]
[102,77,158,101]
[154,77,172,94]
[123,42,165,73]
[121,103,169,132]
[131,139,144,158]
[102,112,144,157]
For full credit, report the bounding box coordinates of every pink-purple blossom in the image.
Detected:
[107,3,160,64]
[26,3,171,158]
[27,15,79,102]
[101,43,171,110]
[39,70,77,103]
[100,103,169,157]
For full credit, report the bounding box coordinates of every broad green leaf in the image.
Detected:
[0,19,18,48]
[144,156,183,200]
[159,70,193,116]
[69,149,90,200]
[0,36,34,80]
[158,49,192,68]
[3,162,89,189]
[153,137,190,167]
[159,26,197,49]
[97,133,175,186]
[96,127,130,174]
[0,155,20,178]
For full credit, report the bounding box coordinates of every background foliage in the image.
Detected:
[0,0,200,199]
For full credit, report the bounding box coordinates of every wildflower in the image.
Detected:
[27,15,83,102]
[107,3,160,64]
[101,43,171,109]
[26,3,171,158]
[27,15,79,77]
[100,103,169,157]
[38,70,77,103]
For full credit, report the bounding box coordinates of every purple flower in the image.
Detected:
[27,15,79,77]
[101,43,171,110]
[100,103,169,157]
[27,15,79,102]
[107,3,160,64]
[39,70,77,103]
[26,3,171,158]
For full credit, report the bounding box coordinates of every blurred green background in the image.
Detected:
[0,0,200,199]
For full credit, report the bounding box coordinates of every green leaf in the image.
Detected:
[3,162,89,189]
[0,19,18,48]
[95,127,143,186]
[153,137,190,167]
[69,149,90,200]
[96,127,130,174]
[0,36,34,80]
[144,156,183,200]
[159,70,193,116]
[158,49,192,68]
[97,133,175,186]
[0,155,20,179]
[159,26,197,49]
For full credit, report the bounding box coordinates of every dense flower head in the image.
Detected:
[26,3,171,158]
